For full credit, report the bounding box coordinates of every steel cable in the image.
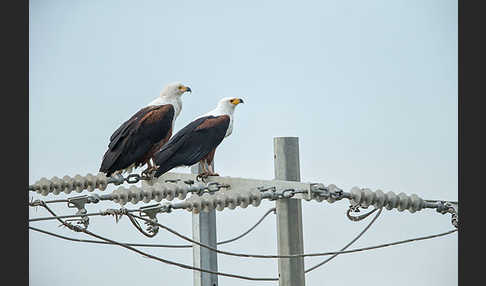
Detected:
[29,207,277,248]
[29,200,457,259]
[33,200,279,281]
[30,201,456,281]
[129,213,457,259]
[305,207,382,273]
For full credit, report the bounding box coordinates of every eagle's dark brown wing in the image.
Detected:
[153,115,230,177]
[100,104,175,176]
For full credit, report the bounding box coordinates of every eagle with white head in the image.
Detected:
[99,82,192,177]
[153,97,244,179]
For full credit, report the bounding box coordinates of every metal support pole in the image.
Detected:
[274,137,306,286]
[192,162,218,286]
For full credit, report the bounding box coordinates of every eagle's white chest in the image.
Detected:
[225,116,233,137]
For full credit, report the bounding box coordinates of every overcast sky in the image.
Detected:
[29,0,457,285]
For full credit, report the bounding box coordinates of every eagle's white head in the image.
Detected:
[214,97,245,114]
[195,97,244,137]
[147,81,192,123]
[160,81,192,98]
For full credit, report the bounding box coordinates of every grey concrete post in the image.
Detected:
[274,137,306,286]
[192,162,218,286]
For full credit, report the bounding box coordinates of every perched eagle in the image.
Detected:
[99,82,192,177]
[153,97,244,179]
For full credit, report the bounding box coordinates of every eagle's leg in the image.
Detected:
[196,160,210,181]
[207,163,219,177]
[146,160,153,169]
[141,159,158,178]
[150,158,160,171]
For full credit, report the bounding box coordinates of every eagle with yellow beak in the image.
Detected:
[99,82,192,177]
[153,97,244,179]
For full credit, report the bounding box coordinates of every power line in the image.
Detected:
[217,207,276,245]
[29,198,458,260]
[28,207,276,248]
[29,206,379,279]
[29,199,456,282]
[128,212,457,259]
[34,200,279,281]
[29,200,458,259]
[305,207,382,273]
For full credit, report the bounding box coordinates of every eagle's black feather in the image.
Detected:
[153,115,230,177]
[100,104,175,176]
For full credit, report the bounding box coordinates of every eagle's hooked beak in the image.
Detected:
[231,98,244,105]
[185,86,192,93]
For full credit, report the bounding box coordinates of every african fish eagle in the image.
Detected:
[99,82,192,177]
[153,97,244,179]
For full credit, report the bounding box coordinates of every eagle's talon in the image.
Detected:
[141,166,159,179]
[196,172,210,182]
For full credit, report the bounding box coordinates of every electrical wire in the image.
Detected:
[305,207,382,273]
[28,207,276,248]
[30,201,456,281]
[29,206,378,275]
[217,207,276,245]
[129,213,458,259]
[34,200,279,281]
[29,200,457,259]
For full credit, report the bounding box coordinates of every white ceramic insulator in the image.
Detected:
[361,188,375,208]
[373,189,386,209]
[201,193,215,212]
[350,187,425,213]
[214,193,227,211]
[384,191,398,210]
[185,189,263,214]
[110,181,203,206]
[128,185,143,204]
[175,183,189,200]
[141,186,154,203]
[31,173,109,196]
[250,191,262,208]
[408,194,423,213]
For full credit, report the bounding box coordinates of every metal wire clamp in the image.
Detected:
[346,203,379,222]
[206,182,230,193]
[66,195,91,229]
[137,203,171,236]
[436,201,459,228]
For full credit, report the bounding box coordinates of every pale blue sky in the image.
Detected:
[29,0,457,285]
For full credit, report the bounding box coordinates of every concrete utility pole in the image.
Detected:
[192,162,218,286]
[274,137,306,286]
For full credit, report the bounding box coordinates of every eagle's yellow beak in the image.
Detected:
[231,98,244,105]
[180,85,192,93]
